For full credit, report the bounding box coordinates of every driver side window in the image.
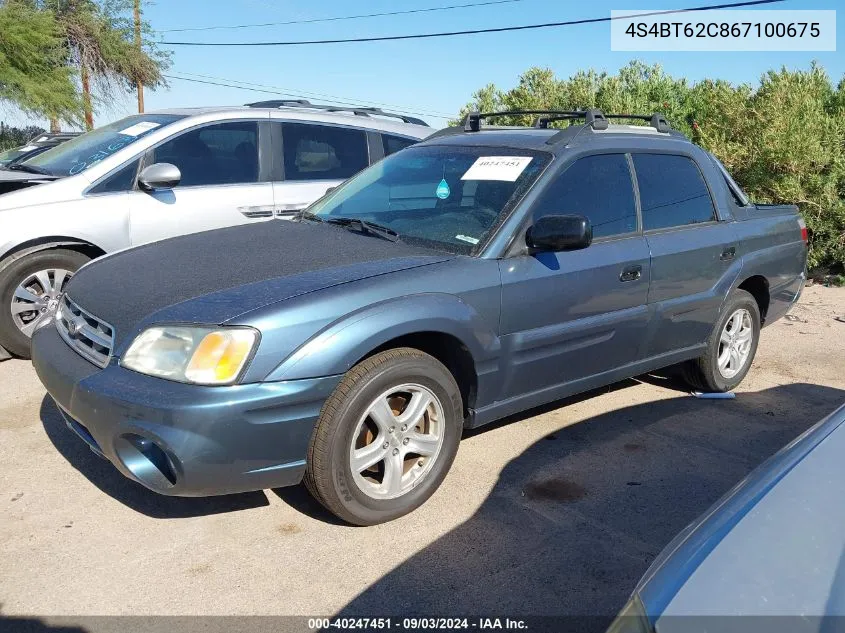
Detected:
[151,121,259,187]
[532,154,637,239]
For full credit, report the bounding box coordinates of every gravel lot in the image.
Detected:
[1,285,844,626]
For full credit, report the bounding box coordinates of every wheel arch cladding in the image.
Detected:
[737,275,770,321]
[0,237,106,268]
[263,293,500,416]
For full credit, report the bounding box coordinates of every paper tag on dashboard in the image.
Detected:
[20,145,38,151]
[461,156,532,181]
[118,121,161,137]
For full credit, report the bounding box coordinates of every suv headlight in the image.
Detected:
[606,595,653,633]
[121,326,258,385]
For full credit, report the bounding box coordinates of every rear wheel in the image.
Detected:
[0,249,89,358]
[682,289,761,393]
[304,348,463,525]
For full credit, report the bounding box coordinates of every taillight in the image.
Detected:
[798,217,808,244]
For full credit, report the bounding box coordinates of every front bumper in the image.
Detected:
[31,324,341,497]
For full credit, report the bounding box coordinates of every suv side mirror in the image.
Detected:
[138,163,181,191]
[526,214,592,252]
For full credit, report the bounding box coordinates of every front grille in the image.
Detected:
[56,295,114,368]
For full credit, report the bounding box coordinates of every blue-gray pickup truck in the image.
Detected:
[31,109,808,525]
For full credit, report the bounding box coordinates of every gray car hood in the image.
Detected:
[65,220,452,346]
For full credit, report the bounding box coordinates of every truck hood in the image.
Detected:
[64,220,453,346]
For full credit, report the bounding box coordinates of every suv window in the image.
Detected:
[282,123,368,181]
[633,154,716,231]
[532,154,637,239]
[152,121,259,187]
[383,134,416,157]
[88,158,141,194]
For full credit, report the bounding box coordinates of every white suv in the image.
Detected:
[0,101,431,357]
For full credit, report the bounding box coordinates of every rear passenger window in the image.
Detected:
[282,123,368,181]
[532,154,637,239]
[633,154,716,231]
[382,134,416,156]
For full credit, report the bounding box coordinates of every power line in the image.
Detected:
[160,0,785,46]
[163,74,452,120]
[173,71,454,118]
[158,0,526,33]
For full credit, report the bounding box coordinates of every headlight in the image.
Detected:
[606,595,653,633]
[121,326,258,385]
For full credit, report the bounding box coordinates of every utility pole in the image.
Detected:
[134,0,144,113]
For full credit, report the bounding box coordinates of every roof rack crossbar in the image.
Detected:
[603,113,671,133]
[462,110,590,132]
[244,100,429,127]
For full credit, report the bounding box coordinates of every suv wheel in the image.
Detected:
[682,289,761,393]
[0,249,90,358]
[304,348,463,525]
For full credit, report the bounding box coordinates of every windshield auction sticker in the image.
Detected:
[118,121,161,137]
[461,156,533,181]
[611,9,836,51]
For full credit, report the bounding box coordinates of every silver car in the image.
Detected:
[0,101,431,358]
[609,401,845,633]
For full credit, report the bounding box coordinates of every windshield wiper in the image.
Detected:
[6,163,54,176]
[324,216,400,242]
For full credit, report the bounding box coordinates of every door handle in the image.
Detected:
[720,246,736,261]
[619,265,642,282]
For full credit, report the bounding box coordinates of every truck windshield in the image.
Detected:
[25,114,184,177]
[308,145,551,254]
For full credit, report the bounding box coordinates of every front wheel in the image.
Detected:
[304,348,463,526]
[0,249,90,358]
[682,289,761,393]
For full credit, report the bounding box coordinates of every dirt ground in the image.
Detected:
[1,285,844,627]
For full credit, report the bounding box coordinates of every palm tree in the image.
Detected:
[47,0,169,130]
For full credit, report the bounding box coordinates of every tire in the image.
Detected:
[0,249,90,358]
[304,347,463,526]
[681,289,761,393]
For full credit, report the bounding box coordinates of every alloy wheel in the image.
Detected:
[10,268,72,337]
[349,383,446,500]
[717,308,754,379]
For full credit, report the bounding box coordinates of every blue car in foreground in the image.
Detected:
[31,109,807,525]
[608,401,845,633]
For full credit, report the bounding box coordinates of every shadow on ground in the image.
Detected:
[336,381,845,626]
[39,396,269,518]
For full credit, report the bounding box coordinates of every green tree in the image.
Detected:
[46,0,170,129]
[0,0,82,125]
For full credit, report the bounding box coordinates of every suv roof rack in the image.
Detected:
[459,108,671,134]
[244,99,429,127]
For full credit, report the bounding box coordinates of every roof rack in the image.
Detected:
[244,99,429,127]
[461,108,672,134]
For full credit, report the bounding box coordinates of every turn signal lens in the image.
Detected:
[185,330,257,384]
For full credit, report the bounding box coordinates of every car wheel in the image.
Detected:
[304,347,463,526]
[0,249,90,358]
[682,289,761,393]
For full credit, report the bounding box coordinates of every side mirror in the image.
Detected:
[526,214,592,252]
[138,163,181,191]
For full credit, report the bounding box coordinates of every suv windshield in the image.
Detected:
[25,114,184,177]
[308,145,550,254]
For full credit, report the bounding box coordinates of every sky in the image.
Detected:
[5,0,844,129]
